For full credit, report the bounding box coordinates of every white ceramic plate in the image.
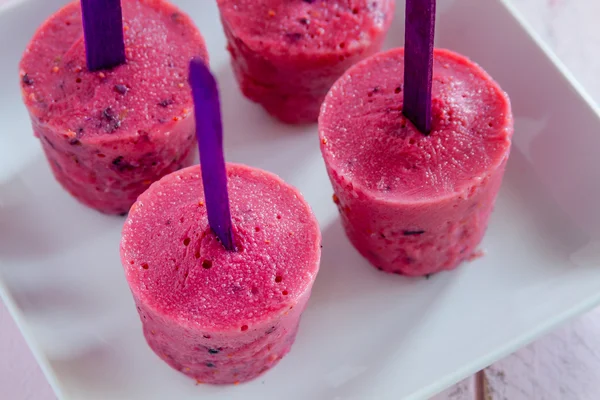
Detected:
[2,0,600,399]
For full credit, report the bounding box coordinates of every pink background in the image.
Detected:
[0,300,55,399]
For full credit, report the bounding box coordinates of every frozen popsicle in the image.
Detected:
[217,0,395,124]
[120,164,321,383]
[319,48,513,276]
[19,0,208,215]
[121,59,321,384]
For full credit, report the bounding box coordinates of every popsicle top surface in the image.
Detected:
[19,0,207,142]
[217,0,394,55]
[319,48,513,203]
[121,164,321,331]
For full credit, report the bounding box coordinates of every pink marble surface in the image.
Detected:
[0,300,55,399]
[1,0,599,399]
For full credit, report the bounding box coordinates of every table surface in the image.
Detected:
[1,0,599,399]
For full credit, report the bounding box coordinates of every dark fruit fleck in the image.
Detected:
[202,260,213,269]
[114,84,128,94]
[102,107,121,133]
[206,362,215,368]
[403,230,425,236]
[203,334,211,339]
[266,326,276,334]
[22,73,34,86]
[42,136,56,149]
[299,17,310,25]
[111,156,136,172]
[69,138,81,146]
[303,0,316,3]
[158,99,174,107]
[395,86,402,94]
[112,156,124,166]
[208,348,219,354]
[285,32,303,43]
[103,107,115,120]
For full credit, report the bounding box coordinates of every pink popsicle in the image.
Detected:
[319,48,513,276]
[19,0,208,215]
[120,164,321,384]
[217,0,395,124]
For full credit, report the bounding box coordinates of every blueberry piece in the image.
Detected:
[208,348,219,354]
[42,136,56,149]
[403,230,425,236]
[22,73,34,86]
[285,32,303,43]
[114,84,128,94]
[103,107,115,120]
[111,156,136,172]
[206,362,216,368]
[112,156,124,166]
[158,99,174,107]
[102,107,121,133]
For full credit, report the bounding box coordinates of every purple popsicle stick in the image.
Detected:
[189,58,236,252]
[81,0,126,71]
[403,0,436,134]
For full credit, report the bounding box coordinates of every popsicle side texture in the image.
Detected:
[319,48,513,276]
[121,164,321,384]
[217,0,395,124]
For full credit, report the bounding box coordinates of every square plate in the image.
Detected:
[2,0,600,399]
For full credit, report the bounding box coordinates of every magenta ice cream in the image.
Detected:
[121,164,321,384]
[319,48,513,276]
[217,0,395,124]
[19,0,208,215]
